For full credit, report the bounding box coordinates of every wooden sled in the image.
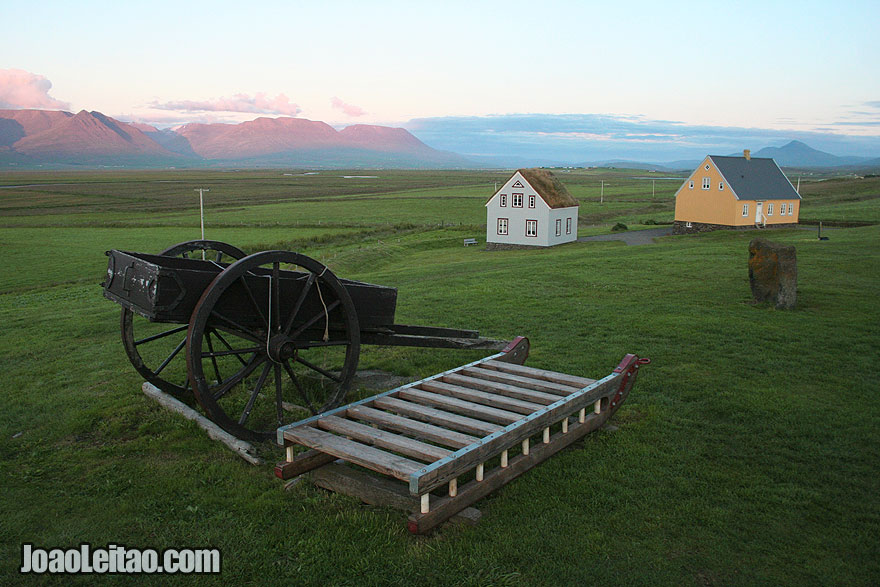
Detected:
[276,337,649,534]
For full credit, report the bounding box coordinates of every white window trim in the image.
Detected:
[719,182,724,191]
[689,180,694,189]
[525,219,537,237]
[685,221,692,228]
[512,193,523,208]
[702,177,710,190]
[767,203,774,216]
[528,195,535,208]
[499,194,507,207]
[497,217,508,235]
[555,219,561,236]
[742,203,749,216]
[789,204,794,216]
[566,217,572,234]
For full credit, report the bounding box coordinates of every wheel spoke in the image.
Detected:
[283,272,316,334]
[295,355,343,383]
[209,310,263,343]
[239,362,272,426]
[282,360,317,414]
[134,324,189,346]
[211,355,264,400]
[295,339,350,350]
[289,299,341,340]
[201,346,262,358]
[205,331,224,384]
[211,330,250,367]
[154,337,187,375]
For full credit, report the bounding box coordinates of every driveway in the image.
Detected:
[578,227,673,246]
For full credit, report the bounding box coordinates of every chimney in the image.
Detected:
[744,149,751,160]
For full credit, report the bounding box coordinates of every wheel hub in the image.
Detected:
[267,333,297,363]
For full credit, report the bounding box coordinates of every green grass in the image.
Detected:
[0,169,878,585]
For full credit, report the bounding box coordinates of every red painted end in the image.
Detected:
[613,353,638,373]
[274,463,287,480]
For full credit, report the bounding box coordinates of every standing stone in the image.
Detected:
[748,238,797,309]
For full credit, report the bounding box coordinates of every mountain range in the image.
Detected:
[1,109,878,170]
[0,109,469,168]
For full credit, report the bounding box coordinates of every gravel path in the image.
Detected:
[578,227,673,246]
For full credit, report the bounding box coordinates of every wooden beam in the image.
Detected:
[482,359,597,389]
[458,367,580,396]
[398,388,523,425]
[441,373,560,405]
[373,396,501,437]
[274,448,336,480]
[316,415,451,462]
[347,405,479,449]
[418,380,544,415]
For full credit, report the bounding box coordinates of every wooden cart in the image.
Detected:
[103,241,505,441]
[276,337,649,533]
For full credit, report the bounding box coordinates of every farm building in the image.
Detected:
[673,150,801,234]
[485,169,579,248]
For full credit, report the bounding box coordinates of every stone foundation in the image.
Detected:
[673,221,799,235]
[485,242,546,251]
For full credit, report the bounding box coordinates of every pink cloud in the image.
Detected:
[0,69,70,110]
[150,92,301,116]
[331,97,367,117]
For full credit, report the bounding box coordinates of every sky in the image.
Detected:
[2,0,879,161]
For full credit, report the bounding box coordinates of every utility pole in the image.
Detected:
[652,179,655,199]
[194,188,209,259]
[600,180,604,204]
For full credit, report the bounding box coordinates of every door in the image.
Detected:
[755,202,763,224]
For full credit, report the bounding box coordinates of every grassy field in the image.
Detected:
[1,169,878,585]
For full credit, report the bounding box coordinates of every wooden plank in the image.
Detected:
[408,410,606,534]
[419,380,544,415]
[310,462,481,525]
[439,373,560,405]
[374,396,501,437]
[283,425,423,482]
[347,405,479,449]
[457,367,580,396]
[482,359,597,388]
[274,448,336,480]
[316,415,450,462]
[410,372,620,494]
[398,388,524,425]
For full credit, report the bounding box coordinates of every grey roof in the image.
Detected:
[709,156,801,201]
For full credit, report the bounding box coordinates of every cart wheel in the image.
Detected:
[120,240,247,396]
[186,251,360,441]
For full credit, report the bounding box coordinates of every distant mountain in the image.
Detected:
[748,140,869,168]
[0,109,472,168]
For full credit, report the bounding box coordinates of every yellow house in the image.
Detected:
[673,150,801,234]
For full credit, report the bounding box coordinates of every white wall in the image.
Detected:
[486,172,578,247]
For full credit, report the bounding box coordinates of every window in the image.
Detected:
[689,180,694,189]
[719,182,724,190]
[704,164,710,170]
[525,219,537,237]
[497,218,508,235]
[499,194,507,207]
[512,193,523,208]
[555,219,562,236]
[780,203,786,215]
[767,203,774,216]
[789,204,794,216]
[528,195,535,208]
[566,217,572,234]
[702,177,710,190]
[685,221,693,228]
[742,203,749,216]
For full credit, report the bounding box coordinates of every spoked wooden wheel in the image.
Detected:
[120,240,247,396]
[186,251,360,441]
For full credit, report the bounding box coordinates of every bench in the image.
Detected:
[276,337,648,533]
[463,238,477,246]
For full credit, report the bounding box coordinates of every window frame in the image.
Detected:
[512,193,523,208]
[767,203,774,216]
[742,203,749,217]
[702,177,711,190]
[566,217,572,234]
[528,195,536,208]
[499,194,507,207]
[689,180,694,189]
[525,219,537,237]
[555,218,562,236]
[789,204,794,216]
[497,217,508,235]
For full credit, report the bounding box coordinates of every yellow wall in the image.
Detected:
[674,156,800,226]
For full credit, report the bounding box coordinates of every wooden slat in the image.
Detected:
[482,359,597,388]
[410,373,619,494]
[374,397,501,437]
[316,415,450,462]
[398,388,523,425]
[347,406,479,449]
[274,448,336,480]
[419,381,544,415]
[457,368,581,396]
[283,425,422,482]
[440,373,560,404]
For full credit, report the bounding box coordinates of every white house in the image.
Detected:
[486,169,579,248]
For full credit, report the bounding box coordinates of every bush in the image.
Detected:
[611,222,628,232]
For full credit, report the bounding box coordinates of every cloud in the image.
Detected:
[150,92,301,116]
[331,97,366,117]
[0,68,70,110]
[404,113,880,162]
